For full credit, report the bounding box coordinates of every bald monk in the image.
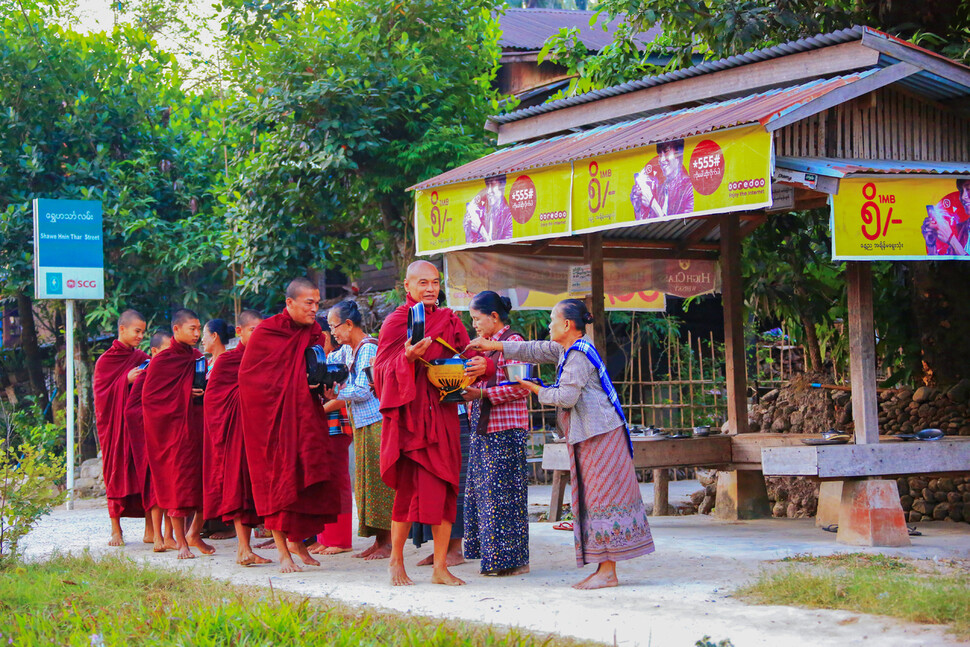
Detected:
[203,309,271,566]
[127,330,178,552]
[373,261,489,586]
[93,309,151,546]
[143,308,214,559]
[239,278,346,573]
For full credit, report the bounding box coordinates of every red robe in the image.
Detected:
[374,296,472,525]
[203,344,260,526]
[238,310,344,541]
[142,340,204,517]
[124,369,157,512]
[93,340,149,518]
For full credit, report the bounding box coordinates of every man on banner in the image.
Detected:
[93,309,151,547]
[373,261,489,586]
[922,179,970,256]
[238,278,346,573]
[631,139,694,220]
[464,175,514,244]
[143,308,214,559]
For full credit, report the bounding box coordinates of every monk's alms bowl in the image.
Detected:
[426,358,472,402]
[408,302,425,345]
[362,365,375,387]
[305,345,349,388]
[192,357,208,391]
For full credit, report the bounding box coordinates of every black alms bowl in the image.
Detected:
[192,356,207,390]
[305,345,349,388]
[408,302,425,345]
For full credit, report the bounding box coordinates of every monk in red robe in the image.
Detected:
[374,261,488,586]
[93,309,151,546]
[203,309,271,566]
[127,330,178,552]
[143,308,214,559]
[239,278,346,573]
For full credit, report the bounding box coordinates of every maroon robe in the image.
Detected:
[142,340,204,517]
[373,296,472,525]
[93,340,149,518]
[124,369,157,512]
[238,310,344,541]
[203,344,260,526]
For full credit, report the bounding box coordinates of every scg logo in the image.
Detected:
[66,279,97,289]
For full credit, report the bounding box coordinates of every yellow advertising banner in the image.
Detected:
[572,125,773,233]
[832,177,970,260]
[414,164,571,255]
[444,253,721,312]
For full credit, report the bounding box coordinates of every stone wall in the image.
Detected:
[73,457,105,498]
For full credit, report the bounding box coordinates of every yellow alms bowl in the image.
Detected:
[426,359,471,401]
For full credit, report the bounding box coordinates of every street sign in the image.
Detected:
[32,198,105,300]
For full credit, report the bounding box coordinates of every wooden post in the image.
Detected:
[718,213,749,434]
[846,262,879,444]
[652,468,670,516]
[583,232,607,357]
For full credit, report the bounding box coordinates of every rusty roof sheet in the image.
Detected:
[498,8,660,52]
[777,157,970,178]
[412,72,875,191]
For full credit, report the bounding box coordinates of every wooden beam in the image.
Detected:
[675,216,719,253]
[847,262,879,444]
[583,233,607,357]
[542,436,733,471]
[739,214,767,238]
[765,62,920,132]
[861,29,970,93]
[762,439,970,478]
[493,41,880,144]
[478,244,719,260]
[719,213,749,434]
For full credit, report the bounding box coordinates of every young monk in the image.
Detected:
[202,309,271,566]
[93,309,151,546]
[239,277,346,573]
[373,260,489,586]
[142,308,214,560]
[127,330,177,552]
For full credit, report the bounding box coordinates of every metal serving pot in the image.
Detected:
[503,363,538,384]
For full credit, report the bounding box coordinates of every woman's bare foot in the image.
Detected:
[108,532,125,547]
[319,546,352,555]
[484,565,530,576]
[255,538,276,549]
[572,570,618,590]
[364,543,392,560]
[431,567,466,586]
[287,541,320,566]
[209,530,236,540]
[237,552,272,566]
[352,543,377,559]
[389,559,414,586]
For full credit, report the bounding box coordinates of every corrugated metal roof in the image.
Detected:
[777,157,970,178]
[491,26,868,124]
[498,8,660,52]
[412,73,875,191]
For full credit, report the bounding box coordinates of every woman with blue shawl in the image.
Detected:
[469,298,653,589]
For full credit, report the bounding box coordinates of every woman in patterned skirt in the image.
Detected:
[469,298,653,589]
[462,291,532,576]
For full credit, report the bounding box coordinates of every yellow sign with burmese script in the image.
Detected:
[572,125,773,233]
[832,177,970,260]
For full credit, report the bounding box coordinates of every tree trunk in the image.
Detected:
[377,195,407,281]
[909,261,970,386]
[15,291,51,420]
[798,313,823,374]
[74,302,98,461]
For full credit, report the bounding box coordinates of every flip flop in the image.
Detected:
[908,526,922,537]
[553,521,574,531]
[822,524,838,533]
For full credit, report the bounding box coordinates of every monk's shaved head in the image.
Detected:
[405,260,438,280]
[150,330,172,349]
[403,260,441,308]
[236,309,264,327]
[118,309,146,328]
[172,308,200,326]
[285,277,317,300]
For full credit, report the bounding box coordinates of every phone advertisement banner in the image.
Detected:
[414,164,572,255]
[571,125,773,234]
[832,177,970,260]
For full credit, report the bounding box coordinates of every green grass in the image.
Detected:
[735,553,970,638]
[0,554,603,646]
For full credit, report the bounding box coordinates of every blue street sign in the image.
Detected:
[33,199,105,300]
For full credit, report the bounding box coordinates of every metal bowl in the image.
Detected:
[693,425,711,437]
[916,428,944,441]
[407,302,425,345]
[504,363,538,383]
[362,365,374,387]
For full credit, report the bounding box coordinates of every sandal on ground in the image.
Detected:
[908,525,922,536]
[821,524,838,533]
[553,521,574,531]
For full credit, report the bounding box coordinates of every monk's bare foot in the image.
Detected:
[209,530,236,540]
[255,539,276,549]
[142,534,154,544]
[237,552,272,566]
[572,571,618,590]
[177,545,195,560]
[153,537,166,553]
[108,532,125,547]
[279,556,302,573]
[187,533,216,555]
[287,541,319,566]
[431,568,466,586]
[352,543,377,559]
[364,544,392,561]
[164,538,178,551]
[389,559,414,586]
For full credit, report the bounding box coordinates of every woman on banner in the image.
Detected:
[468,299,654,590]
[461,291,531,576]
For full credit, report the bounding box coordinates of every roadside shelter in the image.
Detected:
[409,26,970,546]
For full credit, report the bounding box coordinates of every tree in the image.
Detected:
[218,0,503,292]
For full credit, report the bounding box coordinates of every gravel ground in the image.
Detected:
[21,486,970,647]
